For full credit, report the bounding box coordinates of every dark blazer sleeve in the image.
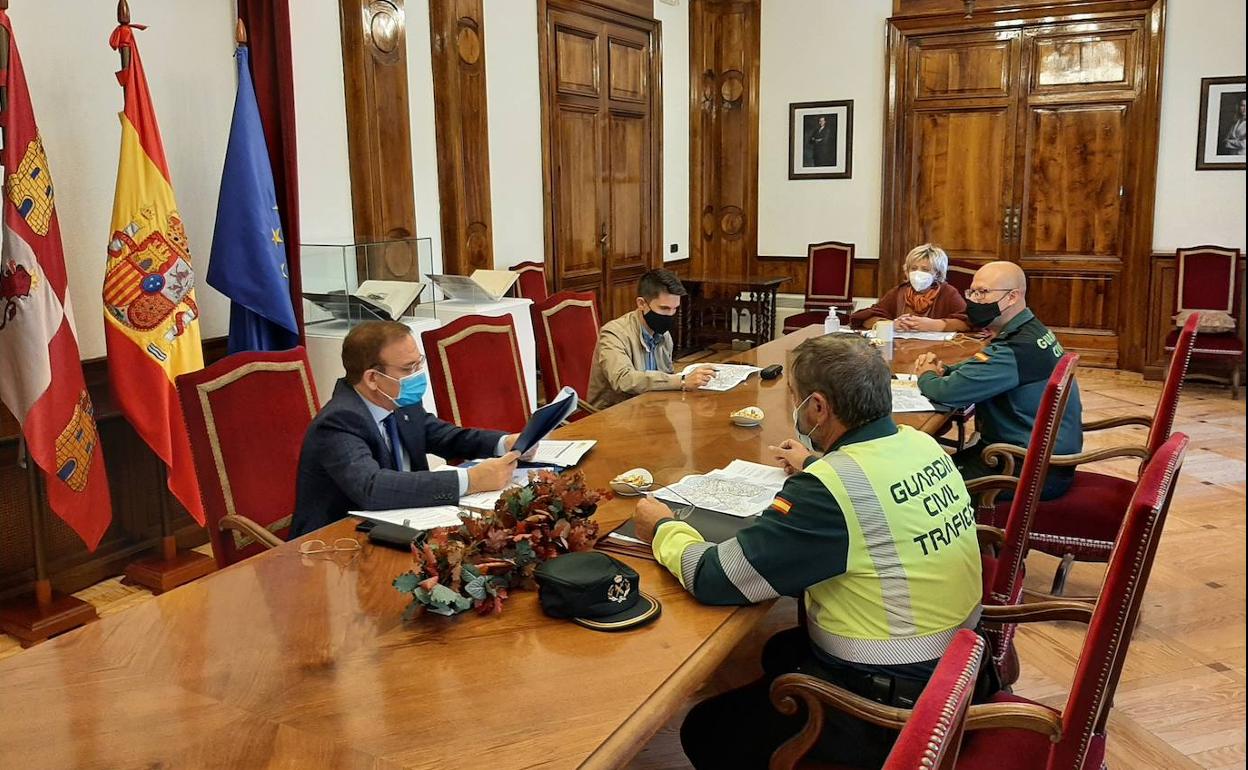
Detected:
[850,285,904,329]
[317,409,463,509]
[420,412,507,461]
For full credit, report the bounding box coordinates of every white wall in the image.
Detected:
[757,0,891,260]
[655,0,690,262]
[483,0,546,268]
[1153,0,1247,252]
[9,0,236,360]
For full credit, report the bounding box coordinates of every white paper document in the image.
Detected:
[680,363,763,392]
[352,505,464,530]
[527,439,596,467]
[605,530,647,545]
[890,383,936,413]
[457,466,558,510]
[655,460,787,519]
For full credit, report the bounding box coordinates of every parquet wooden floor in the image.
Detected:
[1,369,1242,769]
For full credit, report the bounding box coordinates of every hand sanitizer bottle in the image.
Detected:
[824,308,841,335]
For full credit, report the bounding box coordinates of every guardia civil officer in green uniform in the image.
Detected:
[914,261,1083,500]
[630,335,984,769]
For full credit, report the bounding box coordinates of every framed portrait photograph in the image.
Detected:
[1196,76,1246,171]
[789,100,853,180]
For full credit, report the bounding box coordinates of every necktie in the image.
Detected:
[382,413,404,471]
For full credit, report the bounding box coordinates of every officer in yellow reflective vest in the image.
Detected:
[630,334,985,769]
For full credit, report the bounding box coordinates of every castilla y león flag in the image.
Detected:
[0,12,113,549]
[104,22,204,524]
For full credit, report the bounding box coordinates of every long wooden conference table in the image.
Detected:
[0,326,983,769]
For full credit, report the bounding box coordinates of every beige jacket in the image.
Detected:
[586,310,681,410]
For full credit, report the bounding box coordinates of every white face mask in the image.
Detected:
[792,394,820,452]
[909,270,935,293]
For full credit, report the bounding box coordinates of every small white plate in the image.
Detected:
[610,468,654,496]
[730,407,764,427]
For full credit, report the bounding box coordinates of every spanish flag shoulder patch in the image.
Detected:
[770,497,793,516]
[973,352,991,363]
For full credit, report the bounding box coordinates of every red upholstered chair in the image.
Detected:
[1002,313,1198,595]
[1165,246,1243,398]
[969,353,1079,686]
[510,261,550,304]
[764,433,1189,770]
[531,290,601,415]
[770,630,985,770]
[176,348,320,568]
[945,258,978,296]
[422,314,531,433]
[951,433,1190,770]
[782,241,856,334]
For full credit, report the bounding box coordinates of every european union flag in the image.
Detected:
[208,45,298,354]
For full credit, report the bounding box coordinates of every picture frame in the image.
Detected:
[1196,76,1246,171]
[788,100,853,180]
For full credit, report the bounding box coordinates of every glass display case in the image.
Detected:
[301,236,436,330]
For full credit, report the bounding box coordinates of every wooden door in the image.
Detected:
[1015,21,1147,368]
[898,30,1022,280]
[541,2,660,321]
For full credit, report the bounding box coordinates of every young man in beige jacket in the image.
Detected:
[586,270,716,410]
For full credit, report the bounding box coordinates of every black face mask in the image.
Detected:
[643,309,675,335]
[966,299,1003,328]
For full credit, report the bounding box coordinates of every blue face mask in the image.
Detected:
[379,369,428,408]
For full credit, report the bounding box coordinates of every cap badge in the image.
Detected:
[607,574,632,604]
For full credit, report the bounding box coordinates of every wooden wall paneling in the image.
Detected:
[689,0,759,279]
[538,0,662,321]
[753,256,880,300]
[339,0,421,282]
[430,0,494,274]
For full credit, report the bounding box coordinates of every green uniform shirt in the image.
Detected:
[917,308,1083,455]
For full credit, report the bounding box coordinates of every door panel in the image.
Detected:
[906,108,1014,260]
[608,112,648,272]
[607,38,647,103]
[912,38,1013,100]
[553,106,604,281]
[1027,24,1141,95]
[554,26,600,97]
[1023,105,1127,259]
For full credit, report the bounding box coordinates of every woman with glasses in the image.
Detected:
[850,244,972,332]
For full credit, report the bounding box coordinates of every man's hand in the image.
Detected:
[632,495,675,543]
[897,315,945,332]
[770,439,812,476]
[913,352,945,378]
[466,451,520,493]
[503,433,536,461]
[681,365,717,391]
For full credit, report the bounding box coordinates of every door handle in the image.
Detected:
[1012,208,1021,242]
[599,222,608,256]
[1002,208,1012,242]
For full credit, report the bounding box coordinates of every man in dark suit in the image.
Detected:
[291,321,522,538]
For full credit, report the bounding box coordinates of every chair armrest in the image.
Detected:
[964,474,1019,510]
[1046,446,1149,467]
[220,515,283,550]
[577,398,599,415]
[1022,587,1096,605]
[981,600,1094,625]
[769,673,914,770]
[965,702,1063,742]
[771,673,913,730]
[979,443,1024,477]
[1084,415,1152,432]
[977,525,1006,550]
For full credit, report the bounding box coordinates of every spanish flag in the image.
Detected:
[103,22,204,524]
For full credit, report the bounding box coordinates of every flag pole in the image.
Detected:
[0,0,100,647]
[116,0,216,593]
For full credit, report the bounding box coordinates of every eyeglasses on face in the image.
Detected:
[964,287,1015,302]
[372,355,426,377]
[299,537,362,555]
